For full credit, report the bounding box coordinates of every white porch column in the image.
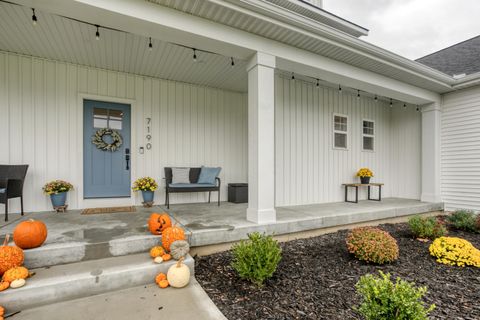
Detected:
[246,52,276,224]
[421,102,442,203]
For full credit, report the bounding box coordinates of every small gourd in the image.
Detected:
[2,266,29,283]
[167,257,190,288]
[161,254,171,262]
[158,279,169,288]
[155,272,167,284]
[10,278,25,289]
[149,246,165,258]
[153,256,163,264]
[0,235,24,275]
[170,240,190,260]
[0,281,9,292]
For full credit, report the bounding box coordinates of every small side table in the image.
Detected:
[342,183,384,203]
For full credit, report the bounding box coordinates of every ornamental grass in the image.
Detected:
[132,177,158,192]
[346,227,399,264]
[429,236,480,267]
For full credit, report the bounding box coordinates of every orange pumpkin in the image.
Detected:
[2,266,29,283]
[158,279,169,288]
[148,213,172,235]
[155,272,167,284]
[161,226,186,252]
[0,281,9,292]
[149,246,165,258]
[161,254,172,261]
[13,219,48,249]
[0,235,24,275]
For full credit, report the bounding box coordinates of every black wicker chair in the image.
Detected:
[0,164,29,221]
[164,167,221,209]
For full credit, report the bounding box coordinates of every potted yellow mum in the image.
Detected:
[132,177,158,205]
[356,168,374,184]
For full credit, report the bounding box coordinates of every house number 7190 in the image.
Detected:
[146,118,152,150]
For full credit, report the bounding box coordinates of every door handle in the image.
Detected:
[125,148,130,170]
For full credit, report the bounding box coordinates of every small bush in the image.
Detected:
[231,232,282,286]
[408,215,447,240]
[429,236,480,267]
[356,271,435,320]
[446,210,479,233]
[346,227,399,264]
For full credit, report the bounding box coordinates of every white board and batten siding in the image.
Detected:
[0,51,247,213]
[441,85,480,212]
[274,75,422,206]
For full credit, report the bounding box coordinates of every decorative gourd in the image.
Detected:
[0,235,24,275]
[155,272,167,284]
[0,281,9,292]
[149,246,165,258]
[158,279,169,288]
[167,257,190,288]
[13,219,48,249]
[10,278,26,289]
[148,213,172,235]
[161,254,171,262]
[153,256,163,264]
[2,266,29,283]
[170,240,190,260]
[162,226,186,252]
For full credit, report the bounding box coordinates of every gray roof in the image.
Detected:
[416,35,480,76]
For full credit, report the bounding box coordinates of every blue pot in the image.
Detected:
[50,192,67,207]
[142,191,154,202]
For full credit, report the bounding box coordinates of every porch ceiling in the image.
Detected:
[0,2,248,92]
[147,0,453,93]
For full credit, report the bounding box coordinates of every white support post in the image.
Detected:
[246,52,276,224]
[421,102,442,203]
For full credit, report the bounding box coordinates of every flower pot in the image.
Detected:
[360,177,371,184]
[50,192,67,207]
[142,191,154,203]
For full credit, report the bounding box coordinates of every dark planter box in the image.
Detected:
[228,183,248,203]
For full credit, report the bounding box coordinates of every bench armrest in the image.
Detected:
[215,177,221,188]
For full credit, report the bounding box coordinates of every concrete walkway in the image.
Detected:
[10,278,226,320]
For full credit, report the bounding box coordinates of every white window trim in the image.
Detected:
[362,118,375,152]
[333,113,349,150]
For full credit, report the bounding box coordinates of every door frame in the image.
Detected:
[77,93,137,209]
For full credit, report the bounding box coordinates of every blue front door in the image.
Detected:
[83,100,131,198]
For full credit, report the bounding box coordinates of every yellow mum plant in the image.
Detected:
[356,168,374,178]
[132,177,158,192]
[429,237,480,267]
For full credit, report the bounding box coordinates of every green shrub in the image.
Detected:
[447,210,479,233]
[231,232,282,286]
[356,271,435,320]
[408,215,447,240]
[346,227,399,264]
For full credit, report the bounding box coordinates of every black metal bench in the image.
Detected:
[164,167,221,209]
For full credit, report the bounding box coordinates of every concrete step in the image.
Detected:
[1,253,195,313]
[9,280,226,320]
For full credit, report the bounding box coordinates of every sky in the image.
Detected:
[324,0,480,60]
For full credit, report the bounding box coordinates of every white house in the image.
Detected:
[1,0,479,223]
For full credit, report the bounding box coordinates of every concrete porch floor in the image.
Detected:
[0,198,443,268]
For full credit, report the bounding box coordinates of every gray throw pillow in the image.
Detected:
[172,168,190,184]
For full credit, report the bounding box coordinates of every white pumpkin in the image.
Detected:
[167,258,190,288]
[10,278,26,289]
[154,256,163,264]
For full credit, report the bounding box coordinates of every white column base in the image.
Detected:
[247,208,277,225]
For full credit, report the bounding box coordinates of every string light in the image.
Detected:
[390,98,393,107]
[231,57,235,67]
[316,79,319,87]
[148,37,153,51]
[95,25,100,40]
[357,90,360,99]
[374,95,378,102]
[338,85,342,93]
[291,73,295,80]
[416,105,420,112]
[31,8,37,25]
[193,49,197,62]
[403,103,407,109]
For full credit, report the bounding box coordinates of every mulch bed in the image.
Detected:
[195,222,480,320]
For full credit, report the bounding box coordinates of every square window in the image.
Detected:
[363,136,374,151]
[335,133,347,149]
